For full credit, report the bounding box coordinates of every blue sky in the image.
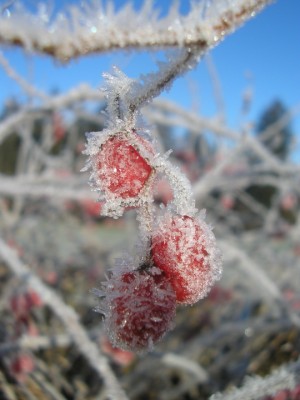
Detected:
[1,0,299,158]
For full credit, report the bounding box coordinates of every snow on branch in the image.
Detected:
[0,0,272,61]
[210,360,299,400]
[0,83,104,146]
[0,51,48,100]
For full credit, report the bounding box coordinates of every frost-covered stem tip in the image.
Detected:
[209,361,298,400]
[129,48,199,113]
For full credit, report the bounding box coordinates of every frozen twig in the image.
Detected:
[0,326,104,355]
[0,175,97,200]
[162,353,208,382]
[210,359,299,400]
[220,239,300,327]
[0,51,49,101]
[0,83,104,145]
[204,53,226,120]
[0,0,272,61]
[148,99,240,140]
[128,48,202,113]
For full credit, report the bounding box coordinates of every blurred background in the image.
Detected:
[0,1,300,399]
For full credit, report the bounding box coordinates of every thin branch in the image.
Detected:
[0,83,104,146]
[129,48,199,112]
[0,175,97,200]
[0,327,104,355]
[205,53,226,120]
[219,239,300,327]
[0,51,48,101]
[210,359,299,400]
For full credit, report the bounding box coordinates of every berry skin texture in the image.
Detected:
[101,267,176,352]
[97,133,153,199]
[10,353,35,382]
[151,213,222,305]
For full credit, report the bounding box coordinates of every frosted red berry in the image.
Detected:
[10,354,35,382]
[151,214,222,305]
[102,267,176,351]
[97,133,153,199]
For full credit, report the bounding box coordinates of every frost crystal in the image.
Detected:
[152,210,222,304]
[84,33,223,353]
[97,266,176,352]
[97,134,153,198]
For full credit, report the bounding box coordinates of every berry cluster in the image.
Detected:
[85,69,222,352]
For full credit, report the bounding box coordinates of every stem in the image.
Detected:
[129,49,197,113]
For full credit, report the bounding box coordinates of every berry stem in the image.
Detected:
[129,48,199,114]
[136,200,155,246]
[156,157,197,217]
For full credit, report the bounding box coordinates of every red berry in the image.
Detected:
[10,290,43,319]
[52,112,65,142]
[10,294,29,317]
[97,133,153,199]
[25,290,43,309]
[102,267,176,351]
[151,213,222,305]
[272,390,290,400]
[291,385,300,399]
[81,199,103,217]
[10,354,35,382]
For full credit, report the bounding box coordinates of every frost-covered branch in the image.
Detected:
[220,239,300,327]
[0,0,271,61]
[0,83,104,145]
[128,49,201,113]
[210,360,299,400]
[0,175,96,200]
[0,51,49,101]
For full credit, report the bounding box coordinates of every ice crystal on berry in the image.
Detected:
[97,266,176,352]
[97,133,153,199]
[151,210,222,304]
[84,127,156,217]
[86,65,223,350]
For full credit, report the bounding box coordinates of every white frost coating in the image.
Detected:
[0,0,271,61]
[83,124,156,218]
[95,265,176,352]
[102,66,138,123]
[83,67,198,219]
[210,363,296,400]
[152,209,222,304]
[154,156,197,216]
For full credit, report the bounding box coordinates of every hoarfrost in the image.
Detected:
[95,265,176,352]
[152,210,222,304]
